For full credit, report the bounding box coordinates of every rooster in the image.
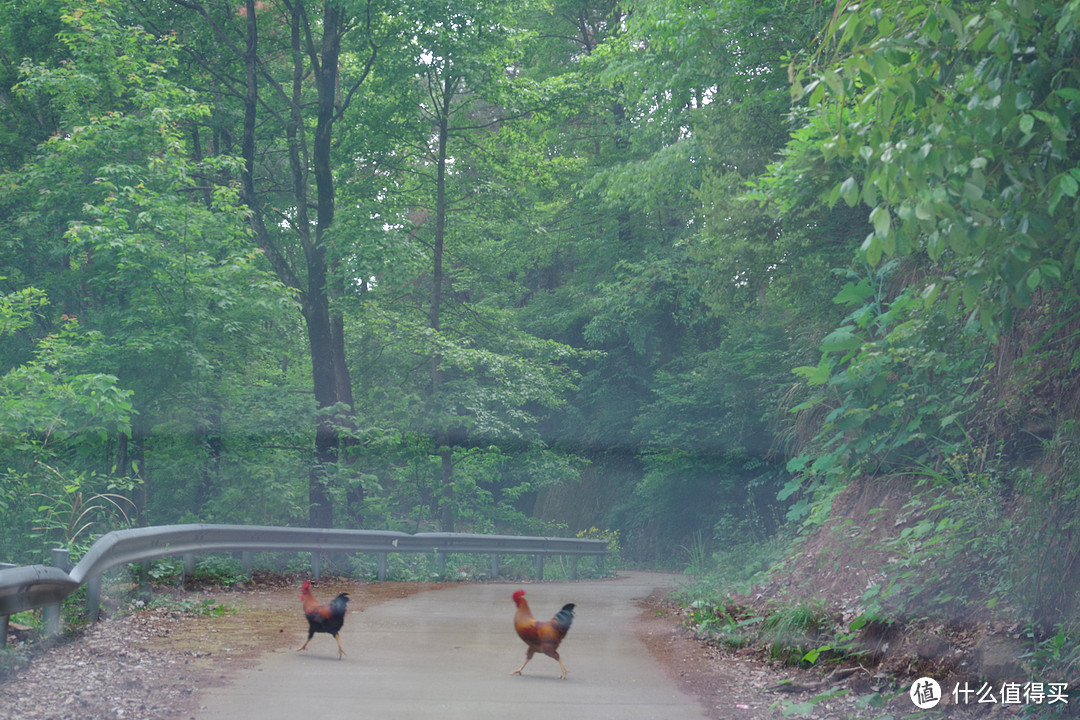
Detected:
[510,589,576,679]
[297,580,350,659]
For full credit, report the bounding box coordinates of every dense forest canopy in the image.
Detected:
[2,0,1079,647]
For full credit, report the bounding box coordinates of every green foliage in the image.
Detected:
[191,556,250,588]
[680,530,710,579]
[759,600,829,665]
[1023,625,1080,682]
[0,0,305,545]
[0,0,65,170]
[786,262,985,507]
[0,310,133,449]
[31,481,135,554]
[147,558,182,584]
[682,596,762,650]
[1017,629,1080,717]
[839,453,1020,625]
[789,0,1080,341]
[1,0,1076,641]
[0,294,135,563]
[143,556,251,591]
[610,446,784,565]
[756,2,1080,653]
[1005,427,1080,626]
[575,526,622,571]
[384,553,444,583]
[674,532,788,648]
[0,286,47,337]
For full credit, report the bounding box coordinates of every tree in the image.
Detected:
[0,288,135,563]
[0,0,65,171]
[770,1,1080,477]
[790,0,1080,340]
[136,0,393,527]
[6,0,289,526]
[351,0,591,532]
[505,0,832,556]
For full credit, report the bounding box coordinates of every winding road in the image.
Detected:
[197,571,710,719]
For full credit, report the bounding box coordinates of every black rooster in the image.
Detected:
[297,580,350,659]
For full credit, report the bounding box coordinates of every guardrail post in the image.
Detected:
[535,554,544,581]
[436,551,446,576]
[85,573,103,622]
[570,556,579,580]
[182,553,196,588]
[490,554,499,579]
[311,553,322,581]
[377,553,387,581]
[51,547,71,572]
[241,552,252,576]
[138,560,152,602]
[2,562,15,645]
[44,548,70,636]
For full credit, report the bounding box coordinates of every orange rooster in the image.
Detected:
[297,580,350,659]
[510,589,576,679]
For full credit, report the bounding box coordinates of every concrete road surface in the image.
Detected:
[197,571,711,720]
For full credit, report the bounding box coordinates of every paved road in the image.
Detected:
[197,571,710,720]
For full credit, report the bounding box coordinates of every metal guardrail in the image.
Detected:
[0,524,608,644]
[0,564,79,616]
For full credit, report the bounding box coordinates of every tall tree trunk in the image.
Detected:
[236,0,349,528]
[193,402,223,514]
[430,74,458,532]
[307,3,346,528]
[164,0,376,528]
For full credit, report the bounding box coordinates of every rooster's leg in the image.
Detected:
[555,654,568,680]
[297,634,313,652]
[334,634,346,659]
[510,647,535,675]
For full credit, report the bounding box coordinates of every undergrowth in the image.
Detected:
[675,440,1080,718]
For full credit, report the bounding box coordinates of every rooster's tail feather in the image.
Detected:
[330,592,350,617]
[554,603,575,633]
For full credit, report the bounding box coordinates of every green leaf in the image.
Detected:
[870,206,891,237]
[962,275,984,309]
[947,224,968,255]
[778,473,804,497]
[839,176,859,207]
[834,279,875,306]
[1055,87,1080,103]
[963,180,983,202]
[793,353,835,386]
[862,232,883,266]
[823,69,844,97]
[820,326,863,353]
[1049,171,1079,213]
[920,282,940,308]
[941,6,964,37]
[869,373,887,397]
